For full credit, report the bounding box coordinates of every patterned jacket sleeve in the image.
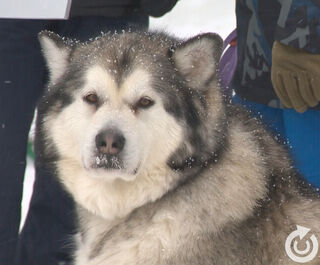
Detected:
[275,0,320,54]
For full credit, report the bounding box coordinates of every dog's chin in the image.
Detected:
[82,161,139,182]
[92,168,138,182]
[81,153,140,182]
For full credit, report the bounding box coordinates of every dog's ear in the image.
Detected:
[38,30,72,85]
[171,33,223,89]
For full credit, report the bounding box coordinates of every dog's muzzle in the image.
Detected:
[94,128,125,170]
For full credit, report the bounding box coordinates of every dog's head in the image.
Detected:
[37,31,224,185]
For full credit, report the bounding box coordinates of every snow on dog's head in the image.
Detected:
[36,31,223,219]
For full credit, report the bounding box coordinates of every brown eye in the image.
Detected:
[137,97,154,109]
[83,93,99,105]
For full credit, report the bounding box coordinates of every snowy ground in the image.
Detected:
[21,0,236,228]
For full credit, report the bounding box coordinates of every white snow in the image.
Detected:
[20,158,35,230]
[21,0,236,228]
[149,0,236,39]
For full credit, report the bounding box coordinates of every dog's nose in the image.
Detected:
[95,129,125,155]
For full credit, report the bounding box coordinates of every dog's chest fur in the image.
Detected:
[74,205,181,265]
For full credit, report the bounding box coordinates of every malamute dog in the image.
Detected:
[36,30,320,264]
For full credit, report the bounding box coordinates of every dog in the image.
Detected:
[35,30,320,264]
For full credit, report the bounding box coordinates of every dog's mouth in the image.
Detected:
[88,153,139,176]
[93,153,123,170]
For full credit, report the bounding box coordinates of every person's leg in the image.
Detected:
[283,109,320,188]
[15,168,76,265]
[15,15,149,265]
[0,19,48,265]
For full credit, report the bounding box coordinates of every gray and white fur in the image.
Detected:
[35,30,320,265]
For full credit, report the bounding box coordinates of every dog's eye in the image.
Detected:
[137,97,154,109]
[83,93,99,105]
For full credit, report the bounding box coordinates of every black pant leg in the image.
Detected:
[0,19,49,265]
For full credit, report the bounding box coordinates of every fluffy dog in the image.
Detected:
[35,30,320,264]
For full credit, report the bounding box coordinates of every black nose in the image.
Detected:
[95,129,125,155]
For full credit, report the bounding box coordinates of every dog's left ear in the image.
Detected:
[171,33,223,89]
[38,30,73,85]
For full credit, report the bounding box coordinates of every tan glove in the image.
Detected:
[271,41,320,113]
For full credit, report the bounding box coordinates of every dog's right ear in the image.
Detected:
[38,30,72,85]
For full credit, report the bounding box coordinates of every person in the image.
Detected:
[0,1,178,265]
[231,0,320,189]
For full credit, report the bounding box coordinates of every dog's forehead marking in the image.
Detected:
[84,64,118,102]
[120,68,154,102]
[84,64,154,104]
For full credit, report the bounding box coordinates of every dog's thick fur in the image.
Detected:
[36,30,320,265]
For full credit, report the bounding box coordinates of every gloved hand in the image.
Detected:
[271,41,320,113]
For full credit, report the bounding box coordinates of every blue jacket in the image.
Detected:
[232,0,320,109]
